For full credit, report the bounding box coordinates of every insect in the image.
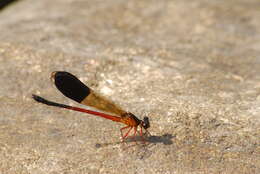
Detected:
[32,71,150,142]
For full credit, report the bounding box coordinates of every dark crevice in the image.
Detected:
[0,0,19,11]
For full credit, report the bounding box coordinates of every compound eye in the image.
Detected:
[143,117,150,129]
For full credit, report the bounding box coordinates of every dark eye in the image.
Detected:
[142,117,150,129]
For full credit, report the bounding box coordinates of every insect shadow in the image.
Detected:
[95,133,174,148]
[146,133,174,145]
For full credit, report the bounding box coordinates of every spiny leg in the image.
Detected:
[127,127,140,143]
[120,126,134,141]
[120,126,130,140]
[138,126,146,143]
[122,127,133,140]
[133,127,137,137]
[133,127,138,143]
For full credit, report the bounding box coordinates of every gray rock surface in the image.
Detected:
[0,0,259,173]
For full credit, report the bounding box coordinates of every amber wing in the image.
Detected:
[51,71,127,116]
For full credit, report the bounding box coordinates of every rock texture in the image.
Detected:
[0,0,259,173]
